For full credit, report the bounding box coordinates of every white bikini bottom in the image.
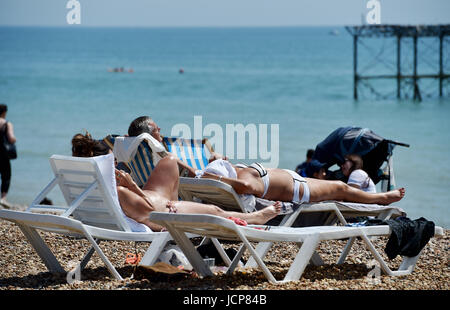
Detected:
[283,169,310,203]
[246,163,310,203]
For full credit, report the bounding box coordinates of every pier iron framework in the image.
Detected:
[346,25,450,101]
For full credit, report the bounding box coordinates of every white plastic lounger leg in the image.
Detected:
[397,252,421,274]
[80,227,123,280]
[28,177,58,210]
[337,237,357,264]
[246,242,324,268]
[283,234,320,282]
[358,233,408,276]
[198,237,211,246]
[226,244,246,275]
[211,238,233,266]
[244,242,272,268]
[322,206,348,226]
[140,233,172,266]
[79,241,100,271]
[244,205,305,268]
[164,223,214,278]
[233,229,278,283]
[278,204,304,227]
[332,205,348,225]
[17,224,65,274]
[377,209,395,221]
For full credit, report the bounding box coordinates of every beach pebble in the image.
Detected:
[0,210,448,290]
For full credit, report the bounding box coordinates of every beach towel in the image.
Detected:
[113,133,169,187]
[95,153,151,232]
[113,133,168,165]
[195,159,256,211]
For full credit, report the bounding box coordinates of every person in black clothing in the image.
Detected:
[295,149,315,177]
[304,159,328,179]
[0,104,17,206]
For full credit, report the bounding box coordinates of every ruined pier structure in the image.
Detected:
[346,25,450,101]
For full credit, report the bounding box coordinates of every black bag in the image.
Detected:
[1,122,17,160]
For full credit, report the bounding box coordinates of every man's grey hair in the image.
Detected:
[128,116,155,137]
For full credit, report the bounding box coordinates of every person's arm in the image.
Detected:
[6,122,16,144]
[175,158,197,177]
[115,169,153,204]
[115,169,167,231]
[208,151,228,163]
[201,172,257,195]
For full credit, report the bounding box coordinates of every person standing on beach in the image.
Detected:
[0,104,17,207]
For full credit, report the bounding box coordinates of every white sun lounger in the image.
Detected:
[178,177,406,266]
[0,154,180,280]
[149,212,443,284]
[178,177,405,223]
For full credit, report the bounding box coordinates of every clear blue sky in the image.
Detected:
[0,0,449,27]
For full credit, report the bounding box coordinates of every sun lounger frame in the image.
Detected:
[149,212,443,284]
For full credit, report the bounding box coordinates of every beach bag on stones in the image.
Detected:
[157,244,193,271]
[1,122,17,160]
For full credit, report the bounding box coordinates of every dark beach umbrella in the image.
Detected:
[312,126,409,184]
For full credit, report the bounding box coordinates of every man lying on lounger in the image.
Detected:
[127,115,228,164]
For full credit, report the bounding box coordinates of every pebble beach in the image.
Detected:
[0,204,448,291]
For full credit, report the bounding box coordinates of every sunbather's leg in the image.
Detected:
[306,178,405,205]
[167,200,282,225]
[116,185,167,231]
[117,155,281,229]
[117,184,282,230]
[115,155,182,230]
[142,155,180,201]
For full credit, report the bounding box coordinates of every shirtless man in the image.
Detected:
[197,160,405,206]
[127,115,227,164]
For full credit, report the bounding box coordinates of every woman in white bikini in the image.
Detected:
[197,159,405,206]
[124,115,404,208]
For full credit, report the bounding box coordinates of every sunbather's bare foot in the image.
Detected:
[249,201,282,225]
[382,188,405,205]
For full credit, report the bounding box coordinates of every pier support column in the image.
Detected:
[353,35,358,100]
[397,35,402,99]
[413,35,422,101]
[439,34,443,97]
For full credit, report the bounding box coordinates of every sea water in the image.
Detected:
[0,26,448,228]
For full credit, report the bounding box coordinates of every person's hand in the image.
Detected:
[115,169,136,188]
[209,152,228,163]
